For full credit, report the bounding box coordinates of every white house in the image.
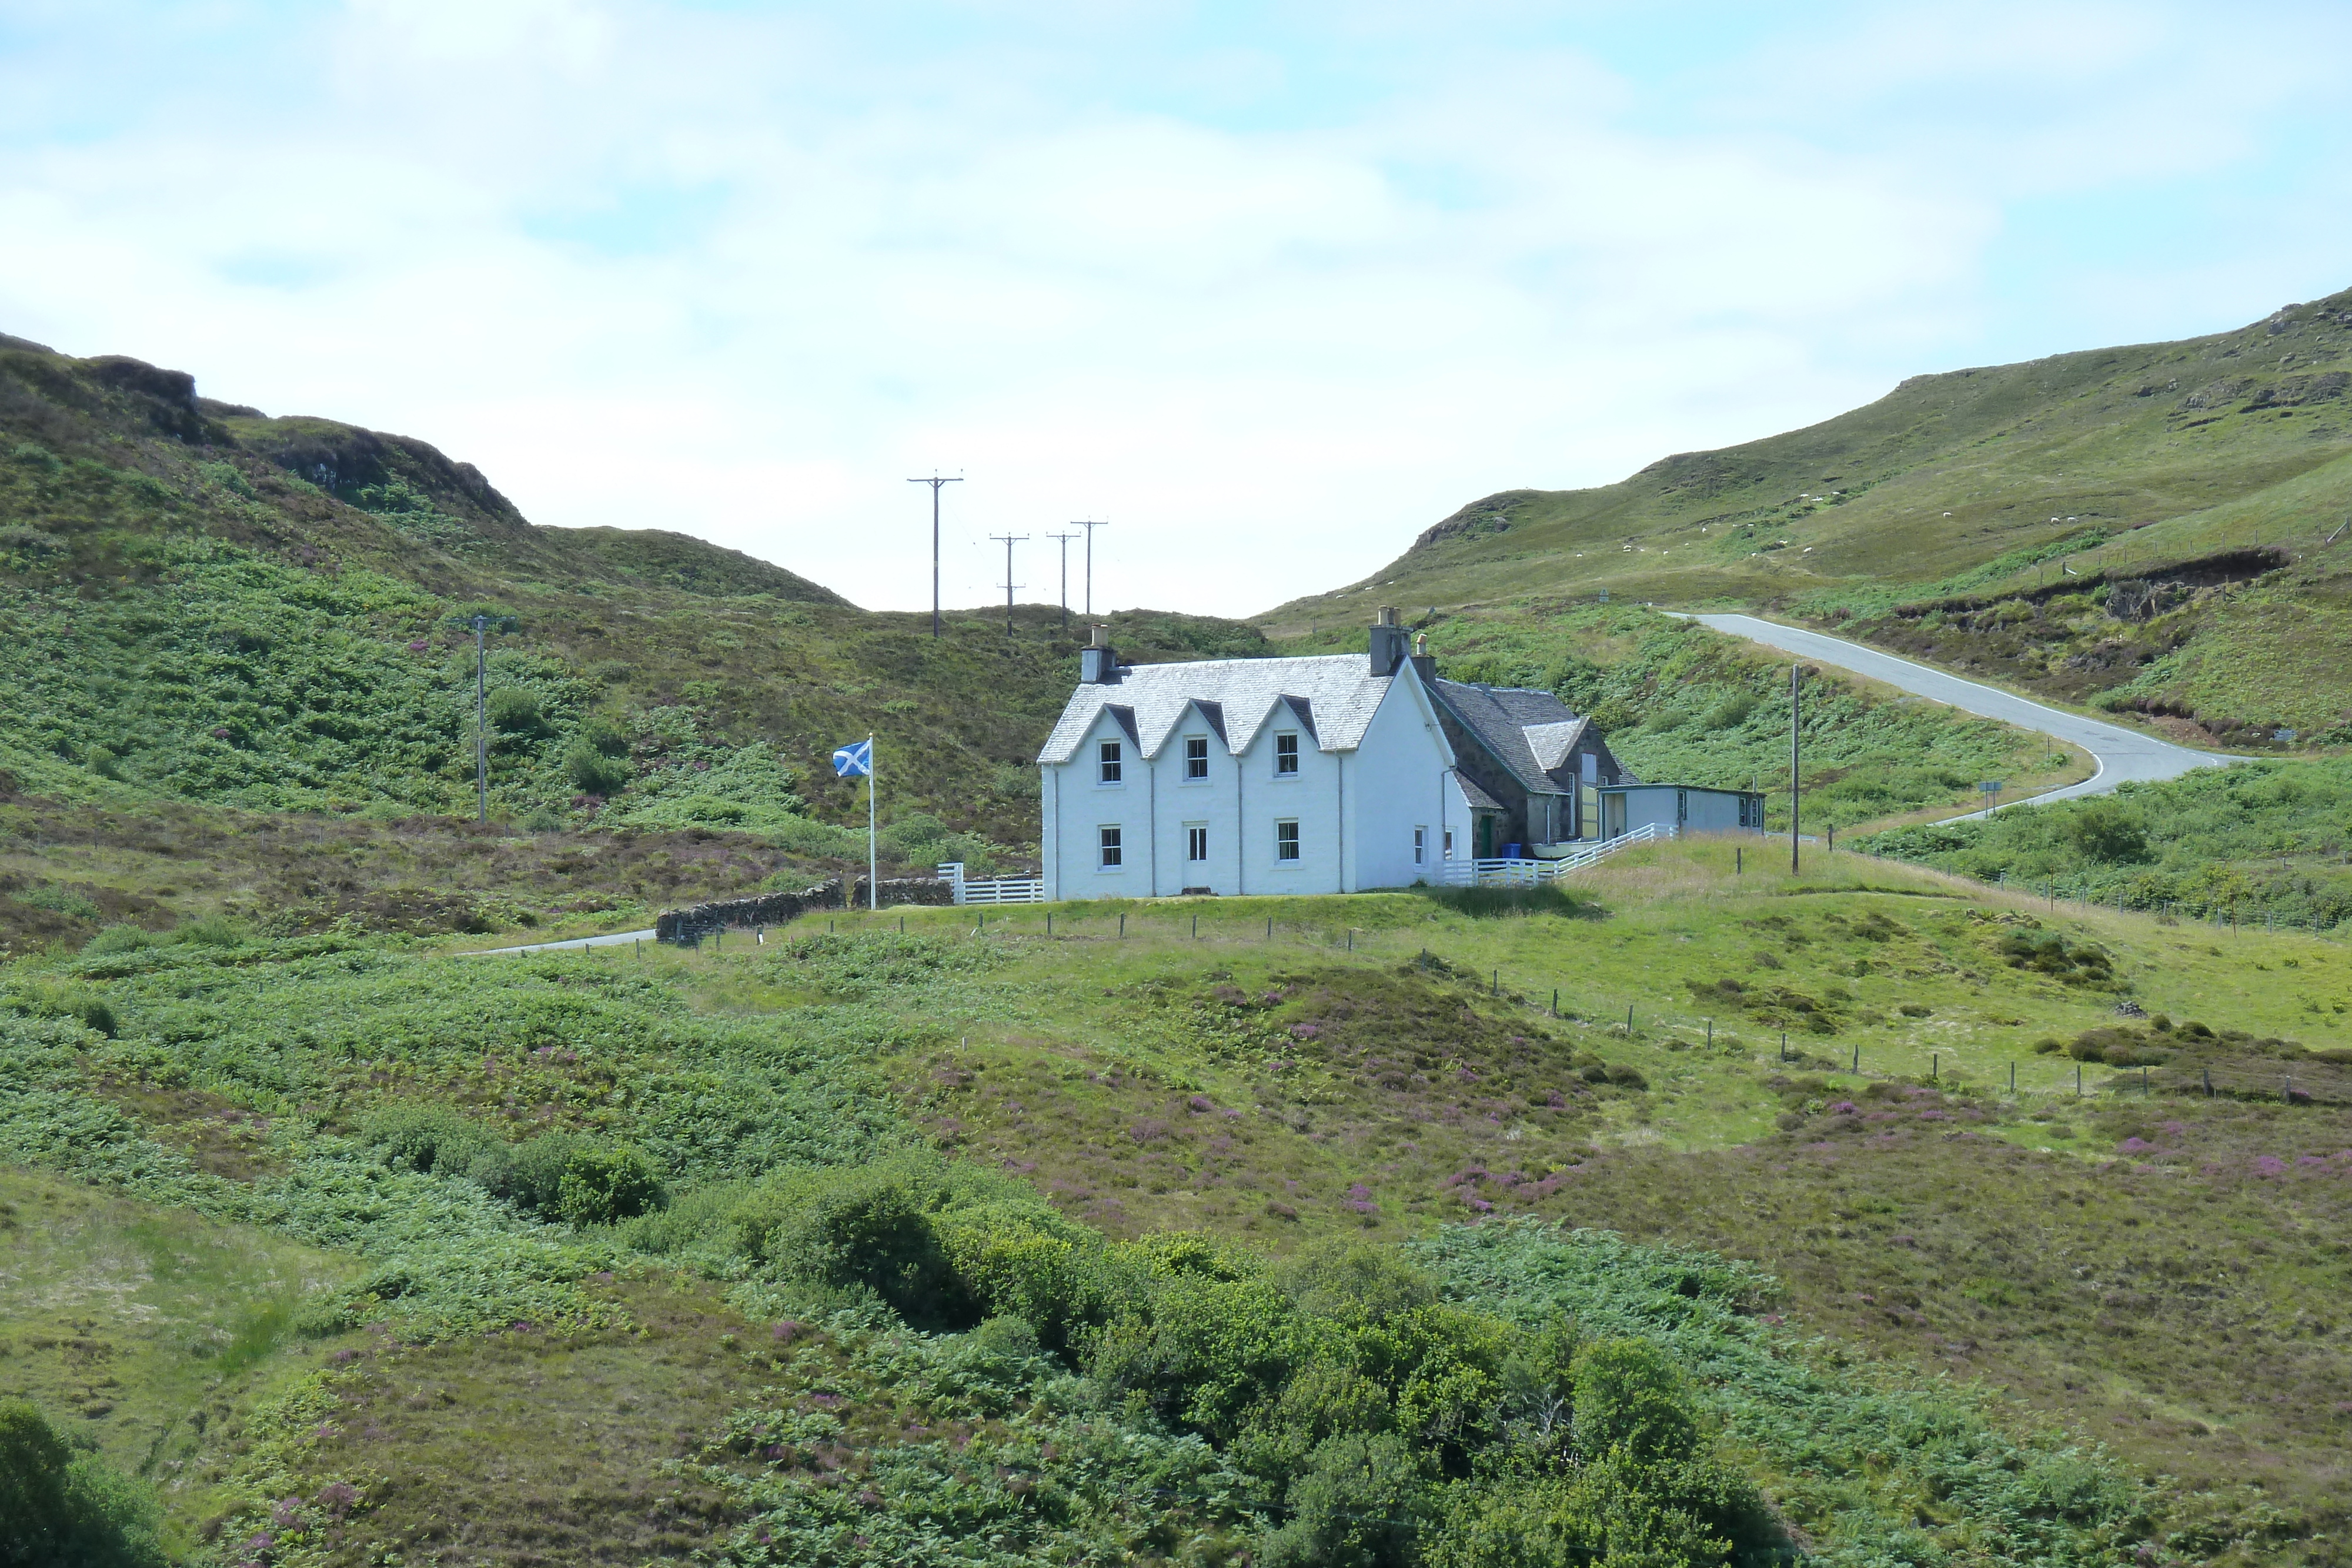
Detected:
[1035,610,1766,900]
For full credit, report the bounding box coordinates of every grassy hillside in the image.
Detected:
[1262,287,2352,745]
[1277,603,2084,831]
[5,842,2348,1563]
[0,331,1262,864]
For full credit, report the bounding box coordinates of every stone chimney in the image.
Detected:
[1409,630,1436,681]
[1080,624,1121,684]
[1368,606,1408,677]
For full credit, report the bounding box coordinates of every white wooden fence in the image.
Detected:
[1436,823,1675,886]
[939,862,1045,906]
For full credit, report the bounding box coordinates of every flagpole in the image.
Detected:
[867,732,878,911]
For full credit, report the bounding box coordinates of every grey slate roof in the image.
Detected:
[1037,656,1397,765]
[1455,773,1504,811]
[1429,680,1615,795]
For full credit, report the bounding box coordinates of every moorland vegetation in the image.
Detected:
[2,841,2347,1564]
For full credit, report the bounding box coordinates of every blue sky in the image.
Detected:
[3,1,2348,615]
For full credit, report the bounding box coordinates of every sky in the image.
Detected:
[4,2,2350,619]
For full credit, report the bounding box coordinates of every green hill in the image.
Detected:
[0,332,1262,860]
[1264,286,2352,745]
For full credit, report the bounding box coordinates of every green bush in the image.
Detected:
[81,925,152,956]
[486,686,547,737]
[1569,1339,1700,1464]
[0,1399,168,1568]
[484,1132,667,1226]
[563,734,632,796]
[1258,1432,1431,1568]
[741,1158,973,1327]
[363,1102,502,1177]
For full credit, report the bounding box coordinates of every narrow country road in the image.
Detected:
[1681,613,2232,815]
[463,927,656,956]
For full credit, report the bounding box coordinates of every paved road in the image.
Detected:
[462,927,656,956]
[1681,613,2231,817]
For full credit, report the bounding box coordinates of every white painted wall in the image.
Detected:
[1037,665,1463,898]
[1347,668,1459,890]
[1044,707,1157,900]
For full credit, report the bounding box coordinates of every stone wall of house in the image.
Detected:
[656,876,954,942]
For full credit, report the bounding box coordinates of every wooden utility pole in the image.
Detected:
[1790,663,1801,875]
[1072,520,1109,616]
[990,534,1028,637]
[906,473,963,638]
[1046,531,1079,629]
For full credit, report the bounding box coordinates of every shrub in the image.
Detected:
[933,1198,1118,1349]
[1279,1238,1439,1324]
[362,1102,502,1177]
[482,1132,667,1226]
[169,913,247,948]
[486,686,547,738]
[1257,1432,1431,1568]
[736,1156,977,1328]
[81,925,152,956]
[0,1399,168,1568]
[1569,1339,1700,1464]
[563,720,633,795]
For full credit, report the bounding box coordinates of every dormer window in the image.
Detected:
[1098,740,1122,784]
[1185,736,1209,780]
[1274,733,1299,775]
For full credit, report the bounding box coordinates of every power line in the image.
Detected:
[1045,531,1079,629]
[1071,519,1109,617]
[906,473,963,638]
[989,533,1029,637]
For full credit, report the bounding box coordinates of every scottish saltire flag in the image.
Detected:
[831,738,873,777]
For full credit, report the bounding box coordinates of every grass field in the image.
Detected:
[5,837,2347,1563]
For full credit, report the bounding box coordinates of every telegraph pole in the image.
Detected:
[1789,664,1802,875]
[472,614,489,823]
[990,533,1028,637]
[1072,519,1109,616]
[1045,531,1079,629]
[906,473,963,638]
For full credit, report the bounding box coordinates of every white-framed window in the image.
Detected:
[1186,824,1208,862]
[1413,826,1426,865]
[1443,828,1455,860]
[1098,825,1122,868]
[1275,820,1301,861]
[1274,733,1299,775]
[1098,740,1122,784]
[1184,735,1209,780]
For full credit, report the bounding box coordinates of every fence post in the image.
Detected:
[1553,988,1560,1017]
[1852,1044,1858,1072]
[1627,1005,1635,1033]
[2076,1064,2083,1097]
[1932,1052,1939,1082]
[2143,1065,2150,1094]
[2010,1062,2015,1092]
[1267,918,1274,940]
[1347,930,1353,951]
[1779,1031,1786,1062]
[1194,915,1199,939]
[1705,1018,1711,1046]
[1120,912,1127,937]
[1493,970,1500,996]
[1047,912,1053,935]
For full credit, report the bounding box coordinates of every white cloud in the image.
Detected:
[1,2,2346,617]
